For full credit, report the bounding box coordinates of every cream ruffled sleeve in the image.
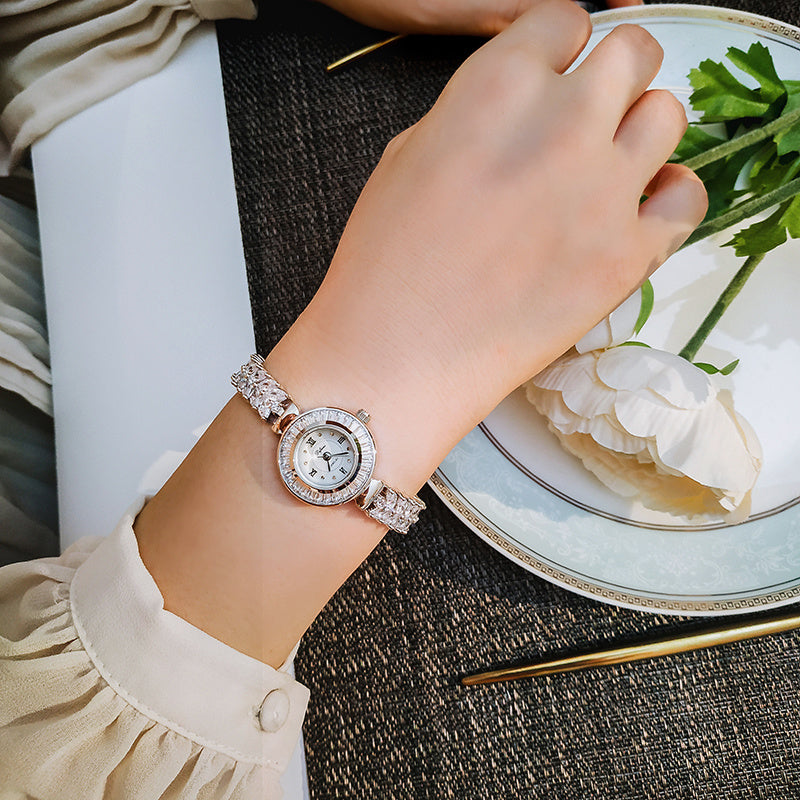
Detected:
[0,497,310,799]
[0,0,257,175]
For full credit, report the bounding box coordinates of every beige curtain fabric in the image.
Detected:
[0,193,50,413]
[0,389,58,562]
[0,0,257,175]
[0,192,57,564]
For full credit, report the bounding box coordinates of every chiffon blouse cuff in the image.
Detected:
[70,496,310,770]
[0,495,309,798]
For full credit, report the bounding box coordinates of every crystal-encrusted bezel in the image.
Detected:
[278,408,376,506]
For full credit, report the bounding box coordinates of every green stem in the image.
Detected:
[678,252,766,362]
[678,106,800,171]
[681,176,800,249]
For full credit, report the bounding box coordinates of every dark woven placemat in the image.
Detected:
[217,4,800,798]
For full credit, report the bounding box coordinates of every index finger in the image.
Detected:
[476,0,592,74]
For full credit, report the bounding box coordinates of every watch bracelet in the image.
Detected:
[231,353,291,427]
[359,483,425,534]
[231,355,425,534]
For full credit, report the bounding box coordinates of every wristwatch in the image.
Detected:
[231,355,425,534]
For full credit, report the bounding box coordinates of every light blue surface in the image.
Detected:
[435,424,800,612]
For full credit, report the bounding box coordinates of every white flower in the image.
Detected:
[525,346,763,521]
[575,288,643,354]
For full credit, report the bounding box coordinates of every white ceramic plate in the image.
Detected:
[429,5,800,616]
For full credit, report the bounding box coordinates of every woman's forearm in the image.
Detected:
[133,304,467,669]
[133,395,415,670]
[135,0,707,672]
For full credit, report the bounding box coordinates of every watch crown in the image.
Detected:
[356,409,371,425]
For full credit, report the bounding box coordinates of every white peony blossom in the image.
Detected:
[575,288,643,354]
[525,346,763,522]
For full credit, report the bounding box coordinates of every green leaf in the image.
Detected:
[695,142,761,219]
[720,359,740,375]
[726,43,785,105]
[724,203,789,256]
[673,45,800,362]
[685,176,800,249]
[694,362,718,374]
[776,81,800,156]
[634,280,654,335]
[747,151,795,197]
[693,359,740,375]
[784,80,800,113]
[725,195,800,256]
[750,146,800,199]
[689,58,772,122]
[748,141,778,180]
[777,129,800,157]
[783,194,800,239]
[672,126,726,162]
[617,341,651,348]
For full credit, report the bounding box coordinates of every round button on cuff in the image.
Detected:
[257,689,290,733]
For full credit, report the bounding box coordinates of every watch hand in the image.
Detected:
[329,452,350,458]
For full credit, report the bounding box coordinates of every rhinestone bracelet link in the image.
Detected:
[231,355,425,534]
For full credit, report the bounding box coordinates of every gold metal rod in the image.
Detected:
[326,34,407,73]
[461,611,800,686]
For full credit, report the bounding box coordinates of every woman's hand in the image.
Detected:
[136,0,705,668]
[317,0,643,37]
[269,0,707,494]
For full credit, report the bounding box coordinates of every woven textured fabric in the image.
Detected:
[217,4,800,798]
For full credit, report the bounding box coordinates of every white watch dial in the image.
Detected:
[277,407,376,506]
[293,425,358,490]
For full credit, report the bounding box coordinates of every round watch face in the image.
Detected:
[278,408,375,505]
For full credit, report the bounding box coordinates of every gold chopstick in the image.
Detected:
[462,609,800,686]
[326,34,407,73]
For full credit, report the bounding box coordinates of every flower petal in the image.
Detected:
[525,344,763,521]
[596,347,713,408]
[532,352,618,419]
[575,289,642,354]
[575,317,613,354]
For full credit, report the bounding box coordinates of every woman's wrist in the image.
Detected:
[135,296,457,671]
[135,389,395,669]
[266,299,489,498]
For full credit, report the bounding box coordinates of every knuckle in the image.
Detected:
[566,1,593,44]
[480,0,527,35]
[650,89,688,132]
[541,0,592,55]
[536,0,592,37]
[471,43,548,107]
[405,0,446,29]
[611,23,663,60]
